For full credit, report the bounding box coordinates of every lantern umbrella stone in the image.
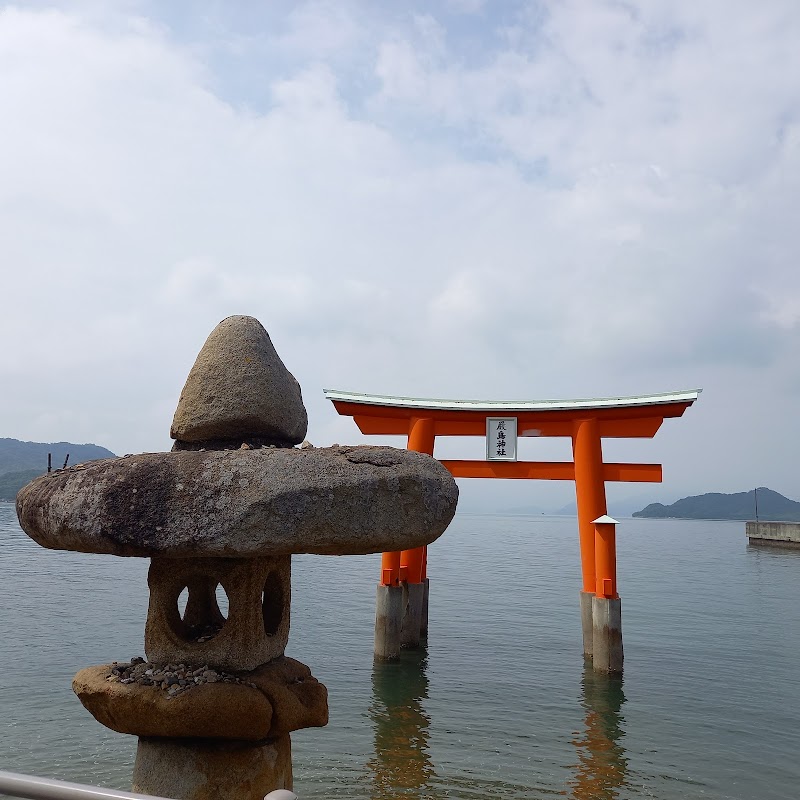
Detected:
[14,315,459,800]
[16,445,457,559]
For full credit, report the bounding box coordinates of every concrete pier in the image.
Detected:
[746,521,800,548]
[400,582,425,649]
[374,584,403,660]
[420,578,430,638]
[591,596,623,674]
[580,591,594,657]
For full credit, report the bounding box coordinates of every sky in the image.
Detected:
[1,0,799,512]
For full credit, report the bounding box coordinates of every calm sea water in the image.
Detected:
[1,501,798,799]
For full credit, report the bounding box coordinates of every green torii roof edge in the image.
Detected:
[323,388,702,413]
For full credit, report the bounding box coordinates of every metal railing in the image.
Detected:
[0,771,297,800]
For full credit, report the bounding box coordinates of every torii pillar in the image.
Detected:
[375,416,433,659]
[573,417,608,657]
[591,514,622,672]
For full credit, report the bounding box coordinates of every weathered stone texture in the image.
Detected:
[73,657,327,740]
[145,556,291,672]
[170,316,307,445]
[16,446,458,557]
[132,735,293,800]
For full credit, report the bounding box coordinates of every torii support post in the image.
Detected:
[374,552,403,661]
[375,417,433,659]
[572,418,608,657]
[591,515,623,674]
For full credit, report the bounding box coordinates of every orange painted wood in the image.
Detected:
[572,419,607,594]
[401,547,425,584]
[334,400,693,426]
[354,415,409,435]
[594,522,618,598]
[600,417,664,437]
[407,416,435,454]
[380,550,401,587]
[399,417,434,584]
[352,412,668,439]
[603,463,662,482]
[440,460,661,482]
[441,460,577,479]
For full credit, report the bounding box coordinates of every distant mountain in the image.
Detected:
[0,438,115,475]
[0,469,43,502]
[633,488,800,521]
[0,438,116,501]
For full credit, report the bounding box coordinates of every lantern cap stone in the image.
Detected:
[170,316,307,446]
[16,445,459,558]
[592,514,618,525]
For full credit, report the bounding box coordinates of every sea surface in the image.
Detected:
[1,501,799,799]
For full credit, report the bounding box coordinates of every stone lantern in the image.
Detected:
[16,316,458,800]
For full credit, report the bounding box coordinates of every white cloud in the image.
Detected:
[1,1,800,506]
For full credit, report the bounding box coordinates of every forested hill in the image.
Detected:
[633,488,800,521]
[0,438,115,501]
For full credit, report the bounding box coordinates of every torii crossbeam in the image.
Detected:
[325,388,700,673]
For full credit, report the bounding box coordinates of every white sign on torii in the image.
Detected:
[486,417,517,462]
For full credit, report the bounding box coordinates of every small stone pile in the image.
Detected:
[107,657,254,697]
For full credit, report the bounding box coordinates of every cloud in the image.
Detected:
[1,1,799,505]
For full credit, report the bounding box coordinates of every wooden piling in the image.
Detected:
[580,591,594,656]
[400,582,425,649]
[374,584,403,661]
[591,595,623,674]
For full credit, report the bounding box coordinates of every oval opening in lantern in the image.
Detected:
[262,572,284,637]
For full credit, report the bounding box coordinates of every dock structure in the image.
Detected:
[325,388,701,674]
[746,521,800,547]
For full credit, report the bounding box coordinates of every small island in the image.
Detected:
[633,487,800,522]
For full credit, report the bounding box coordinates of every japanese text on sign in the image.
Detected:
[486,417,518,461]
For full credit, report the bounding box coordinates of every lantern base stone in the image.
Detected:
[132,735,292,800]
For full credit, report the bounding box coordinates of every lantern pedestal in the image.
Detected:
[132,735,293,800]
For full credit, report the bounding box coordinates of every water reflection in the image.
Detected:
[367,649,434,797]
[569,661,628,800]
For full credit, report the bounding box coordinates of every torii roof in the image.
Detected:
[323,389,701,413]
[324,388,701,440]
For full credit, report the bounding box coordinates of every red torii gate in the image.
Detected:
[325,388,700,673]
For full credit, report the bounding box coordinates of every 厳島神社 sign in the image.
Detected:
[486,417,517,461]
